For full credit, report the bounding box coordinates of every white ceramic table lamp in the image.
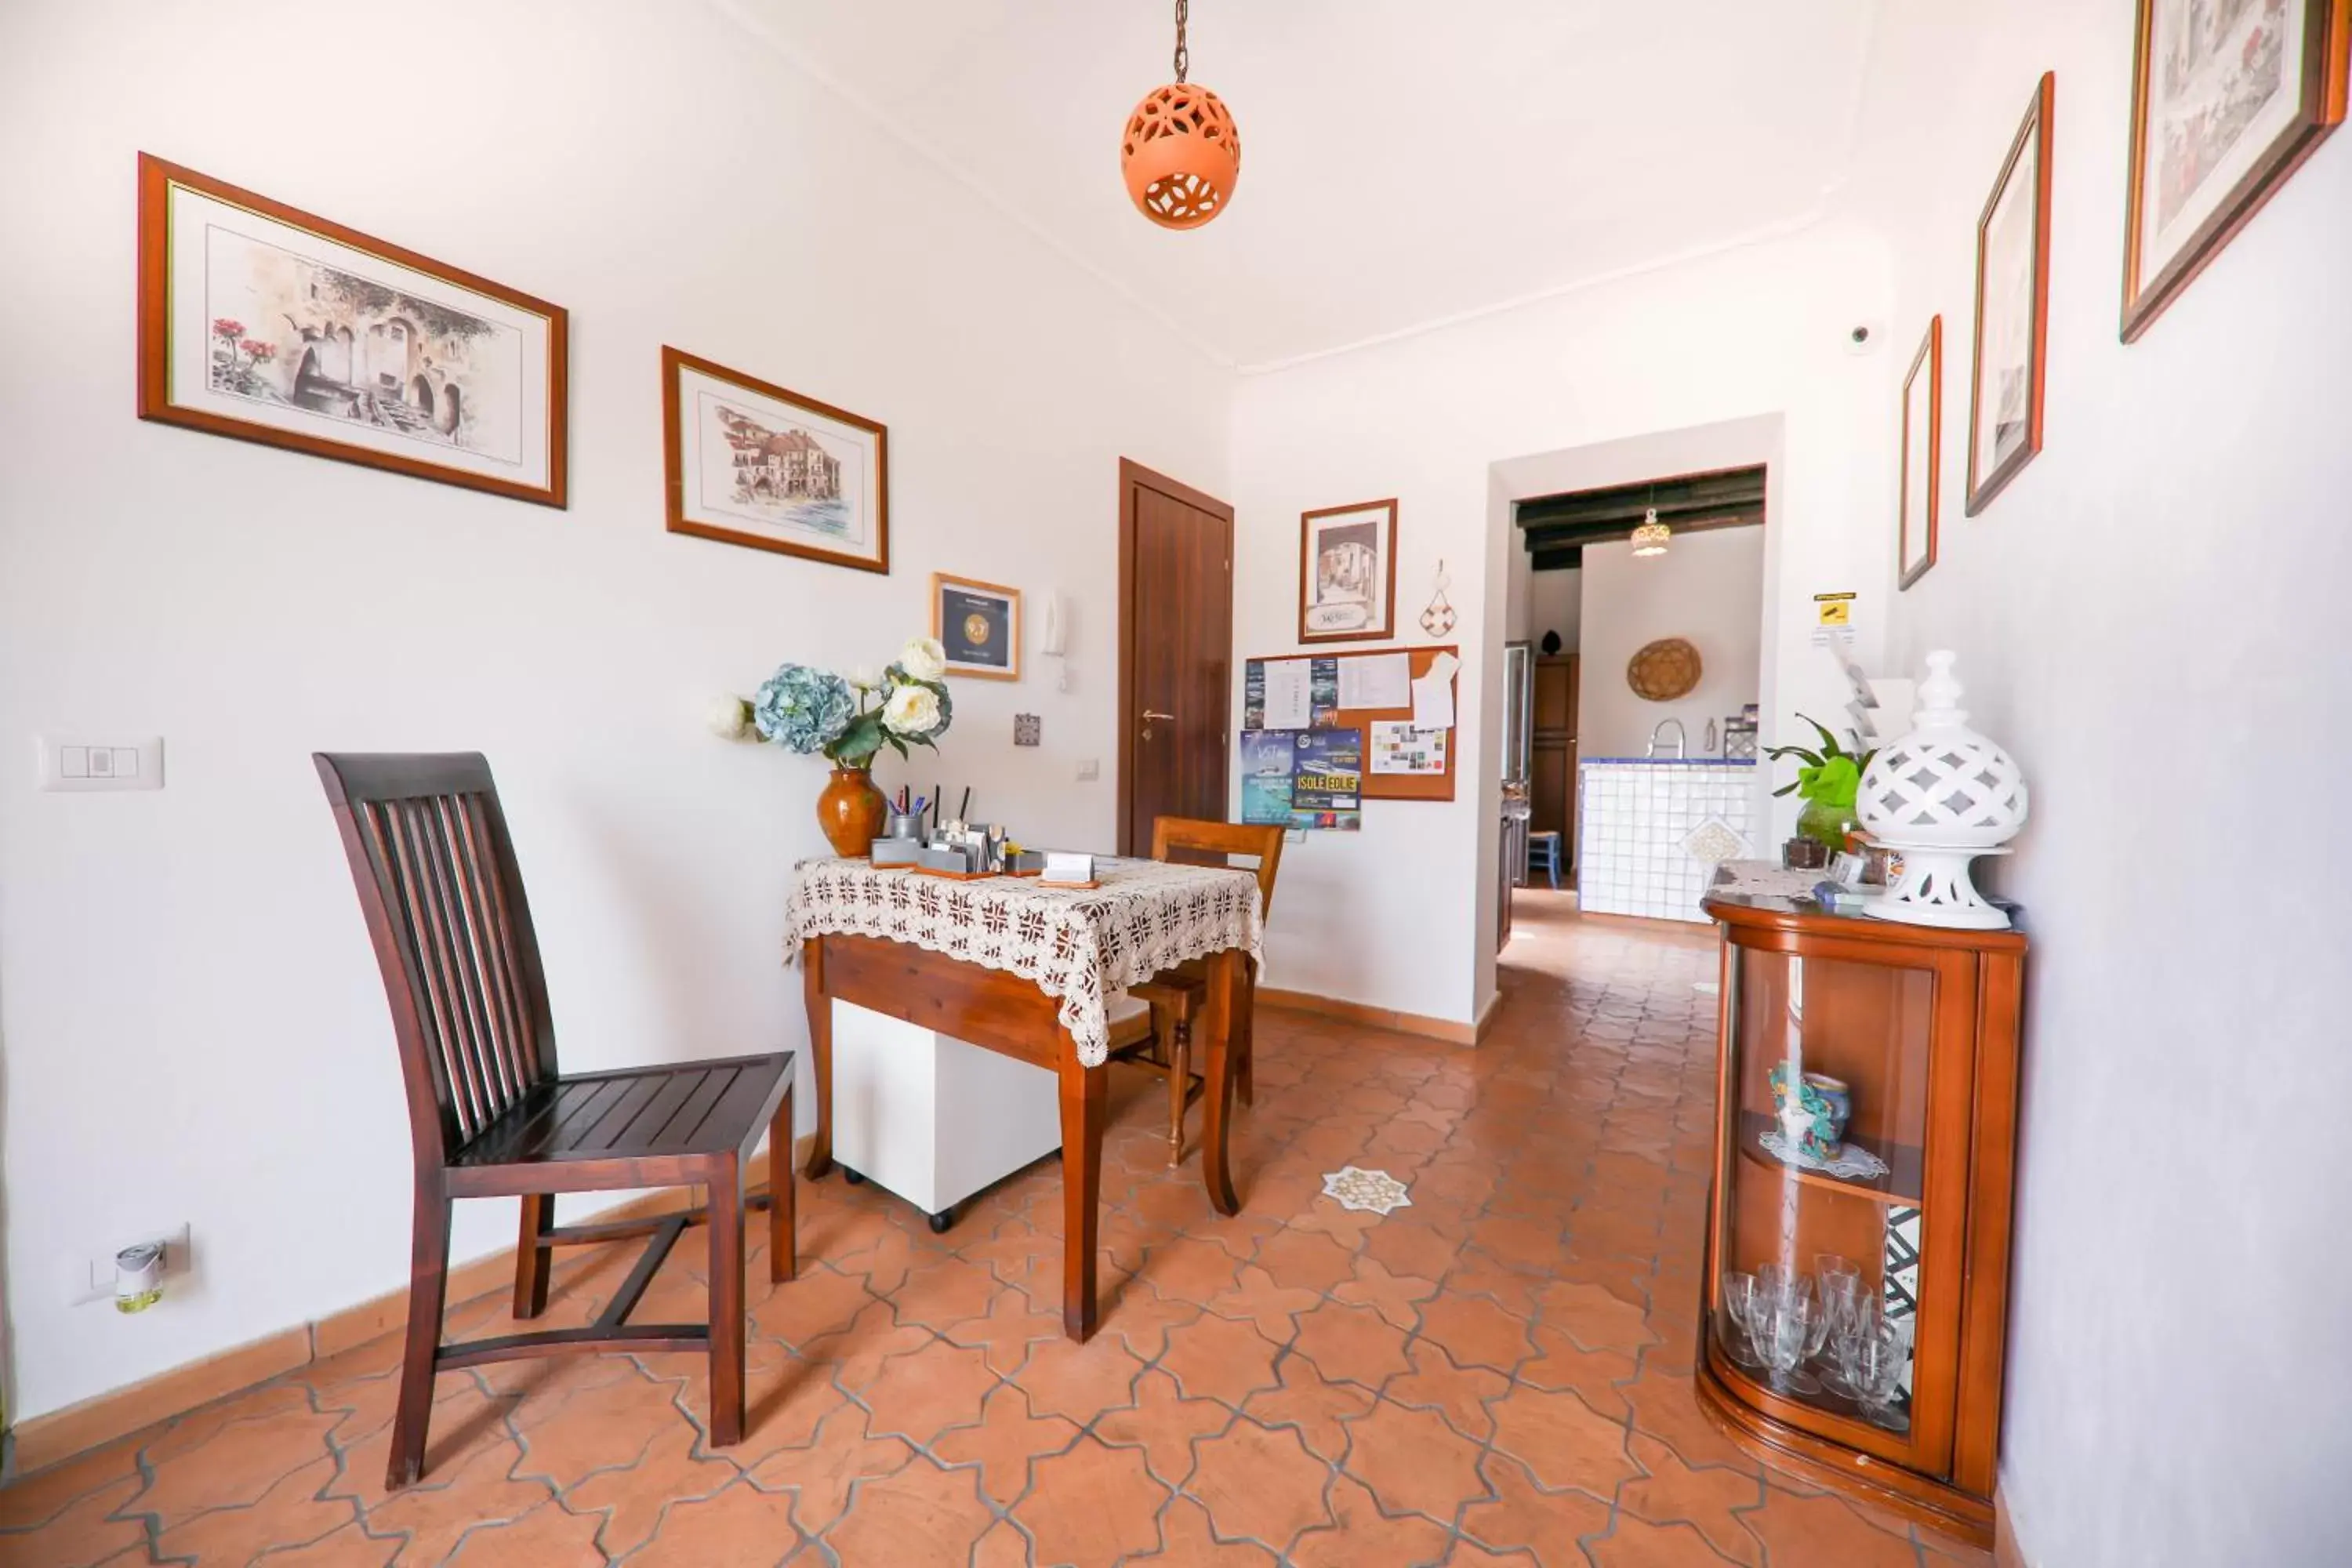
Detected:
[1857,651,2028,930]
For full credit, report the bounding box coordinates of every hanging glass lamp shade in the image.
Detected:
[1631,507,1671,557]
[1123,1,1241,230]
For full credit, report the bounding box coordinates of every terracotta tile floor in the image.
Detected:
[0,895,1992,1566]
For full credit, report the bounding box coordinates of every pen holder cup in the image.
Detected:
[887,811,924,842]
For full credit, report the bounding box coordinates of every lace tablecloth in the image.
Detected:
[785,858,1263,1066]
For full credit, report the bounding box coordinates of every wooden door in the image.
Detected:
[1119,459,1234,854]
[1530,655,1580,862]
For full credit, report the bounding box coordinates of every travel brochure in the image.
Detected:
[1241,729,1362,832]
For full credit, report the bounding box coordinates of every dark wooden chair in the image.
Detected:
[1105,818,1283,1163]
[316,753,796,1490]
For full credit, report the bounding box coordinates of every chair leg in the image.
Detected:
[707,1156,746,1447]
[1237,971,1256,1109]
[513,1192,554,1320]
[387,1183,452,1491]
[769,1084,796,1285]
[1164,1011,1191,1167]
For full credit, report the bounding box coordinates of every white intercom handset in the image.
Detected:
[1040,592,1069,690]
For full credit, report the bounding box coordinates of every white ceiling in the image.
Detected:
[717,1,1879,370]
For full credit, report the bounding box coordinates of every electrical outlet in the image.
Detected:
[68,1223,191,1307]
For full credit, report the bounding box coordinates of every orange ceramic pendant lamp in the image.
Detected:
[1121,0,1241,230]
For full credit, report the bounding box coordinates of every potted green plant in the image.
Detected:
[1765,715,1875,854]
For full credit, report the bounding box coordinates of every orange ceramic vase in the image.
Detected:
[817,764,888,858]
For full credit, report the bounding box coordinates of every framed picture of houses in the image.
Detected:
[661,347,890,574]
[135,154,568,507]
[2122,0,2350,340]
[1298,498,1399,644]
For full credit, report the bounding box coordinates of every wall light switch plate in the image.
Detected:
[40,735,165,792]
[1075,758,1099,782]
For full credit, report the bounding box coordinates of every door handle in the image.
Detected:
[1141,709,1175,740]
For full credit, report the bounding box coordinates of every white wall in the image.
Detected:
[1232,259,1886,1027]
[1526,566,1581,655]
[1845,4,2352,1564]
[1577,530,1762,758]
[0,0,1231,1422]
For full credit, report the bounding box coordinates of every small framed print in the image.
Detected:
[135,154,567,506]
[2123,0,2349,341]
[662,347,888,573]
[1899,315,1942,590]
[933,573,1021,681]
[1298,499,1398,644]
[1966,73,2055,517]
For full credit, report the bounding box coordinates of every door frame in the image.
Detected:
[1116,457,1236,855]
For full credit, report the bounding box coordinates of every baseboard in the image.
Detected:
[6,1139,803,1479]
[1472,989,1504,1042]
[1257,986,1480,1045]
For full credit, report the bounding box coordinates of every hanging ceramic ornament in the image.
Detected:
[1420,560,1456,637]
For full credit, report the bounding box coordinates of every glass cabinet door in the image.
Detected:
[1708,936,1964,1471]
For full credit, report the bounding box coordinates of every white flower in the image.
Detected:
[846,665,880,691]
[706,695,754,741]
[899,636,947,683]
[882,682,943,736]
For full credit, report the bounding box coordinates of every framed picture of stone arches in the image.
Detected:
[136,154,568,507]
[2122,0,2350,341]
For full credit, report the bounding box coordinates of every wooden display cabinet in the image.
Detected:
[1697,891,2026,1547]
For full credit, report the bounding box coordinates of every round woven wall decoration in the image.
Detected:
[1627,637,1703,702]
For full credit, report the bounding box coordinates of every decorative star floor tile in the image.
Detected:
[1320,1165,1413,1215]
[0,894,1987,1567]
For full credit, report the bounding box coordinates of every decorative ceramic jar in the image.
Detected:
[817,764,889,858]
[1769,1062,1852,1159]
[1857,652,2029,930]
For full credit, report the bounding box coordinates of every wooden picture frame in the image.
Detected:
[136,153,568,507]
[1899,316,1943,590]
[1298,499,1399,644]
[2123,0,2349,341]
[662,347,889,574]
[932,572,1022,681]
[1965,74,2055,517]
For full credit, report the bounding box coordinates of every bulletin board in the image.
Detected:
[1240,644,1459,803]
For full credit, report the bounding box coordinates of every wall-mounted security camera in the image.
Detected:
[1843,321,1884,356]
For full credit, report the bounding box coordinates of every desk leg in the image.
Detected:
[1057,1051,1106,1341]
[1200,948,1242,1217]
[800,939,834,1180]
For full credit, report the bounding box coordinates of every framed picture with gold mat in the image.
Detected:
[933,573,1022,681]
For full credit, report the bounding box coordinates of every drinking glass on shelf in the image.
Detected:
[1756,1263,1816,1309]
[1815,1256,1869,1395]
[1759,1292,1823,1396]
[1719,1272,1766,1368]
[1840,1310,1908,1429]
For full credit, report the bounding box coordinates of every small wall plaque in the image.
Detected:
[1014,713,1041,747]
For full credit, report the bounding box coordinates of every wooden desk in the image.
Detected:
[799,935,1247,1341]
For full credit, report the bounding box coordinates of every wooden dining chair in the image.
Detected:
[316,753,796,1490]
[1105,818,1282,1163]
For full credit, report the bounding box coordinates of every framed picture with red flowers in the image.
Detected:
[136,153,568,506]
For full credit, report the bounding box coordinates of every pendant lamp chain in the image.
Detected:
[1174,0,1189,83]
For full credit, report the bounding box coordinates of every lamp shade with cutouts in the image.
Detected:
[1122,82,1242,230]
[1858,651,2029,929]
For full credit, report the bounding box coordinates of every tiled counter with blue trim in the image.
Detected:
[1577,759,1760,923]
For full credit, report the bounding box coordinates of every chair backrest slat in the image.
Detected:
[319,753,557,1160]
[1150,816,1285,918]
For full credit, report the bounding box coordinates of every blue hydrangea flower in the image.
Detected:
[751,663,855,754]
